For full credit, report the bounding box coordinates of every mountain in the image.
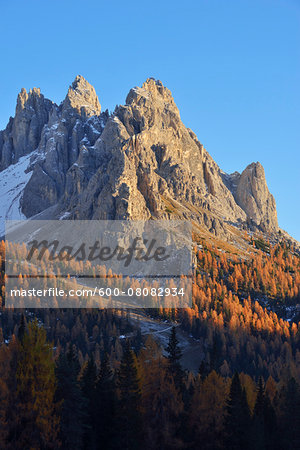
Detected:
[0,75,289,248]
[1,77,300,450]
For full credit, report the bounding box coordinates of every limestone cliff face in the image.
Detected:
[0,76,279,237]
[59,78,247,234]
[21,76,107,217]
[234,162,278,231]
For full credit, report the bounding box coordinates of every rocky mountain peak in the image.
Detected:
[52,78,278,235]
[116,78,180,136]
[0,76,282,243]
[0,86,53,170]
[16,87,28,111]
[16,87,45,113]
[62,75,101,118]
[20,76,106,218]
[234,161,278,231]
[126,78,179,114]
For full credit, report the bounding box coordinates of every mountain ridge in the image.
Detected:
[0,75,293,250]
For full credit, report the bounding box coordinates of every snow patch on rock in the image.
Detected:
[0,152,33,236]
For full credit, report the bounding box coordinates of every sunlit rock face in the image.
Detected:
[233,162,278,231]
[0,76,278,238]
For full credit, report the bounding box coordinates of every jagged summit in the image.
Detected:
[72,74,86,88]
[16,87,43,112]
[62,75,101,118]
[0,86,52,170]
[234,162,278,231]
[118,78,181,137]
[0,76,283,245]
[125,78,178,112]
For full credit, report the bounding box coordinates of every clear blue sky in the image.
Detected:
[0,0,299,240]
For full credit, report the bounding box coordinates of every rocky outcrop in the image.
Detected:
[62,75,101,118]
[21,76,107,217]
[0,88,53,170]
[0,75,279,239]
[233,162,278,231]
[58,78,248,235]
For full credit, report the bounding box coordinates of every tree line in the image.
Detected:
[0,320,299,449]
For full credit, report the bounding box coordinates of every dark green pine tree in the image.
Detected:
[95,353,116,450]
[279,377,300,450]
[262,393,278,450]
[17,313,26,342]
[117,341,142,450]
[252,377,266,450]
[55,346,87,450]
[224,372,251,450]
[166,326,184,390]
[254,377,265,416]
[209,333,222,372]
[198,359,209,380]
[80,356,97,450]
[251,377,278,450]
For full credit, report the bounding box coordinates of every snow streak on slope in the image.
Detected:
[0,153,33,236]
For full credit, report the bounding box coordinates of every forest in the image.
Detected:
[0,239,299,449]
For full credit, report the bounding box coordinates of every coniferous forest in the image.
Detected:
[0,240,300,449]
